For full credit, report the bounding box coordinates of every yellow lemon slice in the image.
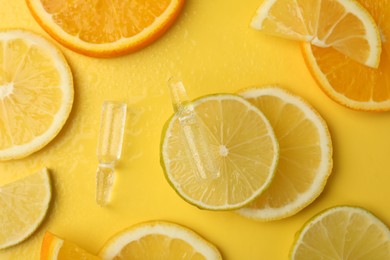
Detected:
[0,168,51,249]
[302,0,390,111]
[161,94,279,210]
[26,0,184,57]
[0,29,73,160]
[99,221,222,260]
[40,231,100,260]
[251,0,381,67]
[237,87,332,221]
[290,206,390,259]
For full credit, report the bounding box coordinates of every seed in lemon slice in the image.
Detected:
[99,221,222,260]
[251,0,381,68]
[0,168,51,249]
[26,0,185,57]
[237,87,332,221]
[161,94,279,210]
[302,0,390,111]
[41,231,100,260]
[290,206,390,259]
[0,29,73,161]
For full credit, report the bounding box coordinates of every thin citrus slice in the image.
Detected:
[41,231,100,260]
[0,168,51,249]
[290,206,390,259]
[26,0,184,57]
[161,94,279,210]
[251,0,381,67]
[99,221,222,260]
[302,0,390,111]
[0,29,73,160]
[237,87,332,221]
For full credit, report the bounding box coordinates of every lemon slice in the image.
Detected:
[99,221,222,260]
[0,29,73,160]
[41,232,100,260]
[237,87,332,221]
[160,94,279,210]
[251,0,381,67]
[0,168,51,249]
[290,206,390,259]
[26,0,184,57]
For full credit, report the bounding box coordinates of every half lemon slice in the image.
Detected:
[251,0,381,67]
[0,168,51,249]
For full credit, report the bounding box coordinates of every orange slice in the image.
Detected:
[41,231,100,260]
[302,0,390,111]
[26,0,185,57]
[251,0,381,68]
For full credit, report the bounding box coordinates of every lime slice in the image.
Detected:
[291,206,390,259]
[0,168,51,249]
[161,94,279,210]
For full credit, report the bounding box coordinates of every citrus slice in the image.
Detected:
[99,221,222,260]
[290,206,390,259]
[0,168,51,249]
[41,231,100,260]
[26,0,185,57]
[302,0,390,111]
[0,29,73,160]
[237,87,332,221]
[160,94,279,210]
[251,0,381,67]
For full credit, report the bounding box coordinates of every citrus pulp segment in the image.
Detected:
[40,232,100,260]
[0,29,73,160]
[26,0,185,57]
[237,87,332,221]
[251,0,381,67]
[0,168,51,249]
[161,94,279,210]
[302,0,390,111]
[290,206,390,259]
[99,221,222,260]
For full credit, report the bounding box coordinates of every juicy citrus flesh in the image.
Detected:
[99,221,222,260]
[251,0,381,67]
[237,87,332,221]
[302,0,390,111]
[161,94,279,210]
[290,206,390,259]
[0,29,73,160]
[0,168,51,249]
[26,0,185,57]
[41,231,100,260]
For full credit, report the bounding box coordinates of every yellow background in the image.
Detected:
[1,0,390,259]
